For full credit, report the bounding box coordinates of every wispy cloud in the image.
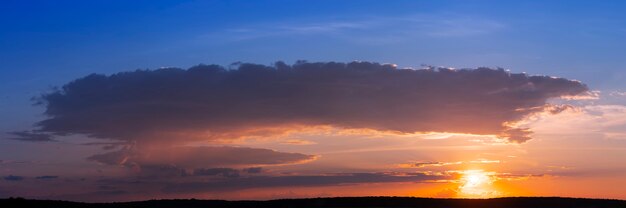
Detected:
[280,139,317,145]
[398,159,500,168]
[609,91,626,97]
[5,131,56,142]
[524,104,626,140]
[204,14,506,44]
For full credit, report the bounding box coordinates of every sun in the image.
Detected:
[459,170,499,198]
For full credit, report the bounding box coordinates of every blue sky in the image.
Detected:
[2,0,626,200]
[2,0,626,147]
[2,0,623,132]
[3,1,626,80]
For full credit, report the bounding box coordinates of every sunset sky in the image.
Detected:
[1,0,626,202]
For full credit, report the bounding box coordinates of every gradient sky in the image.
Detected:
[1,0,626,202]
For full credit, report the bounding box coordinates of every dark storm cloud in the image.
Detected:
[162,172,449,193]
[87,146,315,169]
[30,61,587,143]
[6,131,55,142]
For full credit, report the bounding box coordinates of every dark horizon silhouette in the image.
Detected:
[2,197,626,208]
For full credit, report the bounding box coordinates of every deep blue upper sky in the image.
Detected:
[2,0,626,133]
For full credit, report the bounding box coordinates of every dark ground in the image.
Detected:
[2,197,625,208]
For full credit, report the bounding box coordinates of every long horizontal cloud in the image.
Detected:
[6,131,55,142]
[88,146,315,170]
[162,172,450,193]
[28,61,587,143]
[3,175,24,181]
[398,159,500,168]
[35,175,59,180]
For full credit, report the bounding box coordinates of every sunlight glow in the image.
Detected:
[459,170,499,198]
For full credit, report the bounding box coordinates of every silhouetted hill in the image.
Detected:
[2,197,625,208]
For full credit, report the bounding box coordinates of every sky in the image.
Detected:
[1,0,626,202]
